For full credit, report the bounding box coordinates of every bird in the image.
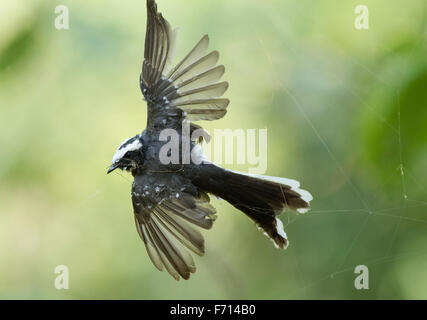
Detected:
[108,0,313,280]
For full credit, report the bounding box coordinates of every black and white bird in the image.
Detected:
[108,0,312,280]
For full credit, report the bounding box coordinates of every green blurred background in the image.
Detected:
[0,0,426,299]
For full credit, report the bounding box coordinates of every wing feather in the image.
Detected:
[173,82,229,102]
[170,51,219,83]
[166,35,210,80]
[141,0,229,131]
[149,215,195,278]
[144,220,181,280]
[177,65,226,91]
[134,216,164,272]
[132,176,216,280]
[155,206,205,255]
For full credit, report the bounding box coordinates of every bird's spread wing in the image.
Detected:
[132,172,217,280]
[141,0,229,132]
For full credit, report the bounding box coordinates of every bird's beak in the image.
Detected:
[107,162,120,174]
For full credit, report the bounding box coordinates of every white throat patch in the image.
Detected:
[112,136,143,163]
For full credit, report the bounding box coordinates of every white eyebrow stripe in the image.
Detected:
[112,139,142,163]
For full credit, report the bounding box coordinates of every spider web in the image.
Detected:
[280,85,427,299]
[248,5,427,299]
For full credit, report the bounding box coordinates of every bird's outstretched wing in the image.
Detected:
[141,0,229,132]
[132,172,217,280]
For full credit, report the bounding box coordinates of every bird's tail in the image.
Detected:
[194,166,313,249]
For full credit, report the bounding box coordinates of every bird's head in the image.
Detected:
[108,135,143,174]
